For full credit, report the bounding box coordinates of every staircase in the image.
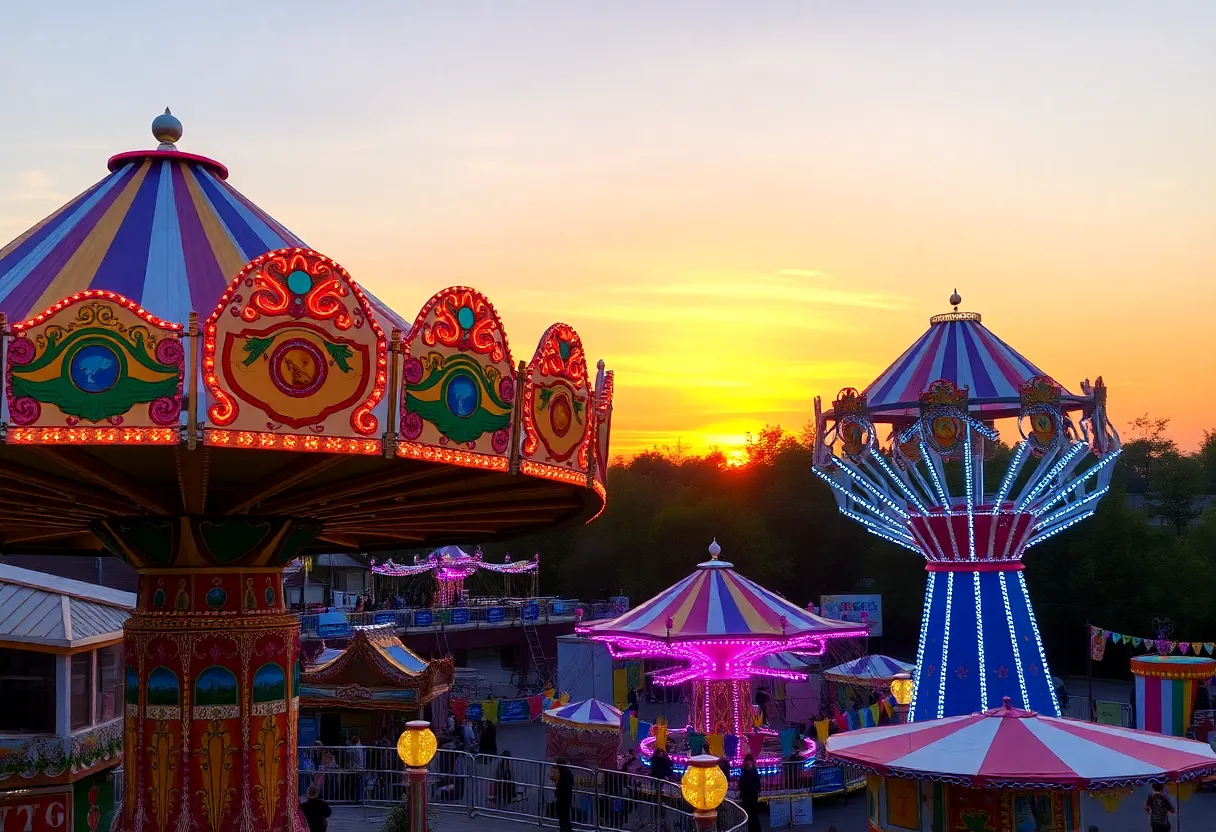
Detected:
[521,619,552,693]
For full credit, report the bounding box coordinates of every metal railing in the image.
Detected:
[298,598,590,636]
[295,746,748,831]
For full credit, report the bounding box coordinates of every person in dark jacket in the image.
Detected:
[737,755,762,832]
[650,747,673,781]
[479,719,498,756]
[300,787,332,832]
[554,758,574,832]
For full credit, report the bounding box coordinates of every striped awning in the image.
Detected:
[827,698,1216,789]
[543,698,622,730]
[861,314,1068,420]
[0,137,408,334]
[823,655,914,686]
[583,552,864,640]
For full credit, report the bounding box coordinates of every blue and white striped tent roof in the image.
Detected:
[542,698,623,730]
[822,655,913,686]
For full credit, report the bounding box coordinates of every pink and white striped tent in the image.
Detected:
[826,698,1216,789]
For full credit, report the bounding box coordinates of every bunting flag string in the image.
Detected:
[1090,625,1216,660]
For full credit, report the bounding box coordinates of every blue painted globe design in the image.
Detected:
[205,587,227,609]
[446,374,478,419]
[69,344,120,393]
[152,589,166,609]
[286,269,313,295]
[457,306,475,330]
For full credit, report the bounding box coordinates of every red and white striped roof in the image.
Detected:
[826,699,1216,789]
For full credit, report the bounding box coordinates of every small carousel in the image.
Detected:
[578,541,867,782]
[542,698,623,770]
[370,545,539,607]
[299,624,454,744]
[829,697,1216,831]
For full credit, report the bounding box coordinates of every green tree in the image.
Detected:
[1146,451,1206,535]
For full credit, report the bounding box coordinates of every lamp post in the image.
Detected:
[397,720,438,832]
[890,672,913,724]
[680,754,728,831]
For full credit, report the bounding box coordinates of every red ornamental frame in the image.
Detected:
[520,322,594,476]
[397,286,516,470]
[202,249,387,445]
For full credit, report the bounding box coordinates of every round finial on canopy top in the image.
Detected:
[597,359,606,371]
[152,107,183,149]
[949,288,962,310]
[707,539,721,559]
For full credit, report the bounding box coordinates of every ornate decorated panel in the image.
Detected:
[203,249,386,454]
[398,287,515,470]
[6,291,184,444]
[520,323,593,484]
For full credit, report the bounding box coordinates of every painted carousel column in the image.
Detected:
[99,517,317,832]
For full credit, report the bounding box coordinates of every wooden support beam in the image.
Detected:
[217,454,349,515]
[174,447,209,514]
[0,456,143,512]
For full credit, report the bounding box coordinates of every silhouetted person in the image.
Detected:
[738,755,762,832]
[300,787,331,832]
[479,719,498,755]
[650,747,673,781]
[755,687,770,725]
[554,758,574,832]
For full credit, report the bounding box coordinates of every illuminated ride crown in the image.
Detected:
[812,292,1120,723]
[578,541,867,774]
[371,544,539,605]
[0,112,613,832]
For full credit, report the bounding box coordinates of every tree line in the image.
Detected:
[479,418,1216,680]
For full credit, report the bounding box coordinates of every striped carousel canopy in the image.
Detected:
[861,296,1071,421]
[823,655,913,686]
[0,109,408,332]
[582,540,864,641]
[543,698,623,730]
[826,698,1216,789]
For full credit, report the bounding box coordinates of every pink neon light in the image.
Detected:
[575,630,868,684]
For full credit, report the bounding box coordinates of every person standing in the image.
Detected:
[738,754,762,832]
[627,686,640,715]
[300,787,332,832]
[1145,782,1174,832]
[479,719,498,756]
[650,747,673,781]
[461,718,477,752]
[554,758,575,832]
[348,736,366,803]
[755,687,770,726]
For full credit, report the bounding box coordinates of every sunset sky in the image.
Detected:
[2,2,1213,456]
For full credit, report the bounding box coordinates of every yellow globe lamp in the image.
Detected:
[397,720,438,769]
[681,754,728,827]
[890,672,913,706]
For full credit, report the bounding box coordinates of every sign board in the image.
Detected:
[791,796,813,826]
[1096,700,1126,726]
[499,698,532,724]
[372,611,397,625]
[812,765,845,795]
[820,594,883,637]
[450,608,470,625]
[768,798,791,828]
[297,715,320,747]
[0,789,71,832]
[316,611,352,639]
[522,602,540,622]
[413,610,434,627]
[466,703,483,721]
[487,607,505,623]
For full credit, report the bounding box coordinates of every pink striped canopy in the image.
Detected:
[826,699,1216,789]
[861,314,1073,421]
[583,556,863,640]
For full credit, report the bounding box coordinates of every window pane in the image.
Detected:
[71,652,93,730]
[0,648,56,733]
[96,646,122,722]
